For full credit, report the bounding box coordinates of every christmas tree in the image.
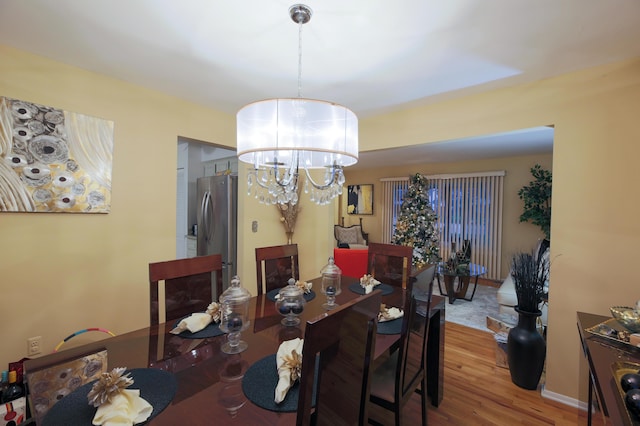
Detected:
[392,173,440,266]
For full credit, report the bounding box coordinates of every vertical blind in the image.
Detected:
[381,171,504,280]
[381,177,409,244]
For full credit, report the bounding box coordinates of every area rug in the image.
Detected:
[432,282,501,333]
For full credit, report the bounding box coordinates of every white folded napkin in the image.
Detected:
[296,280,312,294]
[274,337,304,404]
[378,304,404,322]
[170,302,221,334]
[88,368,153,426]
[360,274,381,294]
[92,389,152,426]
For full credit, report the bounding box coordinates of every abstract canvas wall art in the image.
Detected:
[0,97,114,213]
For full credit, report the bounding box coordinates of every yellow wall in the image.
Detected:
[3,42,640,406]
[352,57,640,403]
[0,45,334,368]
[342,153,553,279]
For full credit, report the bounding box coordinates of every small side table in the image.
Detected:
[436,263,486,304]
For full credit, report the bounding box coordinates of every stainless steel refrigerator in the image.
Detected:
[196,175,238,294]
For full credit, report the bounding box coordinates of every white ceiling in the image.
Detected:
[1,0,639,166]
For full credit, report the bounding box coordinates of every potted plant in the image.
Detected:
[518,164,552,240]
[507,250,549,390]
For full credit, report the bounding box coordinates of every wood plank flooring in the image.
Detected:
[386,321,606,425]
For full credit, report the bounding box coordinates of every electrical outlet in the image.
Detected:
[28,336,42,356]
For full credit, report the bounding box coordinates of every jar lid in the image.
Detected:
[219,276,251,304]
[278,278,303,298]
[320,256,341,276]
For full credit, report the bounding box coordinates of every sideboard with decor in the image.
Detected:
[577,311,640,426]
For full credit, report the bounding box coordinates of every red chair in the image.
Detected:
[333,247,369,278]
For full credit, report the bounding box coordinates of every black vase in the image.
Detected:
[507,307,546,390]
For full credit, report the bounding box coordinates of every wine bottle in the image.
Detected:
[0,370,8,403]
[1,370,24,403]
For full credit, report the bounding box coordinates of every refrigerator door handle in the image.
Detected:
[202,191,214,242]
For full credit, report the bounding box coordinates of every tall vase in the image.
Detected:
[507,307,546,390]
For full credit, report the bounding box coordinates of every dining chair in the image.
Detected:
[25,348,108,425]
[368,283,434,426]
[255,244,299,295]
[296,290,382,426]
[367,242,413,289]
[149,254,223,326]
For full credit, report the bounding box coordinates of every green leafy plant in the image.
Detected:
[518,164,552,240]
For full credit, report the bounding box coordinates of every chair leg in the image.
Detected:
[421,377,428,426]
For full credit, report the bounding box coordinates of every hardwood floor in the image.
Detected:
[388,321,606,425]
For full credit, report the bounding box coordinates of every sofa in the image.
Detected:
[496,239,550,325]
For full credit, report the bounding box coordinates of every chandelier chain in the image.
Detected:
[297,19,303,98]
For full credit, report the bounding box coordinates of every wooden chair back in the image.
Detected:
[296,290,382,426]
[255,244,299,295]
[367,242,413,289]
[369,278,433,426]
[149,254,223,326]
[25,348,108,425]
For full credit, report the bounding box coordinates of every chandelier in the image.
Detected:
[236,4,358,206]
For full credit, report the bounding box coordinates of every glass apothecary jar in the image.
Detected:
[320,256,341,310]
[275,278,306,326]
[219,276,251,354]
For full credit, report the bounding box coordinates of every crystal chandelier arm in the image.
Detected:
[303,163,344,191]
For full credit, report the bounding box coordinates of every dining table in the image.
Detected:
[25,275,445,425]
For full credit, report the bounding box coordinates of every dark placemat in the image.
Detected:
[266,288,316,302]
[42,368,177,426]
[242,354,317,412]
[348,283,394,296]
[377,317,403,335]
[242,354,298,412]
[173,314,224,339]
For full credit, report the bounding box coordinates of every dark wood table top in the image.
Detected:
[26,276,444,425]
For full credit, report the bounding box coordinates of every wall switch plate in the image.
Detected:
[28,336,42,356]
[252,221,258,232]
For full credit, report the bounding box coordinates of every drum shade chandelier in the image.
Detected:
[236,4,358,206]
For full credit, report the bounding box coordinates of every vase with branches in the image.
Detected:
[507,249,549,390]
[276,184,302,244]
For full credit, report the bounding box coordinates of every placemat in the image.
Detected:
[266,288,316,302]
[348,283,394,296]
[242,354,298,412]
[377,317,403,335]
[42,368,177,426]
[173,315,224,339]
[242,354,317,412]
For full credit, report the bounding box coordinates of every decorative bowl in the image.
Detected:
[611,306,640,333]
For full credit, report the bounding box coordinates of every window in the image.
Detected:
[381,171,504,280]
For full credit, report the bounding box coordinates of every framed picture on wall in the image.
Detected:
[347,184,373,215]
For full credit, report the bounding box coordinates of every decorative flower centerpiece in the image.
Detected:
[276,184,302,244]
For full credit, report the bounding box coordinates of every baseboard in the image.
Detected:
[541,384,590,412]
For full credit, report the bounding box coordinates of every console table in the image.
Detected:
[577,311,640,426]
